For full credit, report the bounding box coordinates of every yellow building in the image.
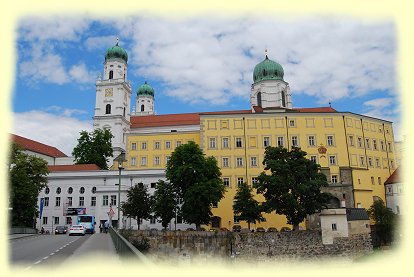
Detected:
[94,44,396,230]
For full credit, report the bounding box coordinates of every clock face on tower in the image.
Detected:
[105,88,113,97]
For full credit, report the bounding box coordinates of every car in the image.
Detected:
[54,226,67,235]
[232,225,241,232]
[68,225,86,236]
[256,227,266,232]
[267,227,278,232]
[280,227,292,232]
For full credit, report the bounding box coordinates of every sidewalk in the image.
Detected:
[65,232,119,263]
[9,233,39,240]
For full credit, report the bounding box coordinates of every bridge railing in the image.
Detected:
[108,227,153,265]
[9,227,37,234]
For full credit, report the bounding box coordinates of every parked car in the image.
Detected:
[256,227,266,232]
[54,226,67,235]
[280,227,292,232]
[267,227,278,232]
[232,225,241,232]
[68,225,86,236]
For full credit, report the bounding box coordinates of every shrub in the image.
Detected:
[130,236,150,253]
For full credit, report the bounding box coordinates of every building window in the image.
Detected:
[358,137,363,148]
[131,142,136,150]
[308,135,315,146]
[53,216,59,225]
[141,105,145,112]
[329,155,336,165]
[105,104,111,114]
[331,175,338,183]
[250,157,257,166]
[68,187,73,194]
[91,196,96,206]
[236,157,243,167]
[348,135,354,146]
[79,197,85,207]
[310,155,317,163]
[360,157,365,166]
[111,195,117,206]
[263,137,270,147]
[176,141,182,147]
[155,141,160,149]
[67,197,73,207]
[235,138,243,148]
[327,135,334,146]
[222,157,229,167]
[388,142,393,152]
[251,177,258,186]
[44,197,49,207]
[365,138,370,149]
[277,136,284,147]
[222,137,229,148]
[45,187,50,194]
[289,119,295,127]
[223,178,230,187]
[166,156,171,165]
[141,142,147,150]
[43,217,48,225]
[151,183,157,189]
[378,177,382,186]
[371,177,375,185]
[291,136,298,147]
[141,157,147,166]
[103,195,109,206]
[150,217,156,224]
[131,157,136,166]
[66,217,72,225]
[390,160,394,169]
[56,187,61,194]
[373,139,377,150]
[209,138,217,149]
[237,177,244,186]
[332,223,337,231]
[375,158,380,168]
[154,156,160,165]
[80,187,85,194]
[92,187,97,193]
[380,141,385,151]
[55,197,61,207]
[368,157,373,167]
[109,70,113,79]
[165,141,171,149]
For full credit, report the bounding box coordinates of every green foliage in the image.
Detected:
[166,141,225,230]
[255,146,331,230]
[9,143,49,227]
[72,129,113,169]
[152,180,178,230]
[130,235,150,253]
[121,184,152,230]
[233,182,264,229]
[367,199,397,245]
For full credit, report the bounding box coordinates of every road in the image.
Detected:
[10,234,90,270]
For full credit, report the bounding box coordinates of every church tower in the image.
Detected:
[93,41,131,160]
[135,81,155,116]
[250,53,292,111]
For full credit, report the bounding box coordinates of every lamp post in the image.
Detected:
[115,151,126,229]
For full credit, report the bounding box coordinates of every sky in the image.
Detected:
[12,15,400,156]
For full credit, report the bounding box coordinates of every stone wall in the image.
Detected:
[126,229,372,263]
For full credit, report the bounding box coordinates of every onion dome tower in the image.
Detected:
[135,81,155,116]
[250,52,292,111]
[93,39,132,161]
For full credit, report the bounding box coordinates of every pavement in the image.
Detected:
[9,233,40,240]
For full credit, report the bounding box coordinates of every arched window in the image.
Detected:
[257,92,262,107]
[105,104,111,114]
[141,105,145,112]
[109,70,114,79]
[123,107,126,117]
[281,90,286,107]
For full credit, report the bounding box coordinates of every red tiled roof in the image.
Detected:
[130,107,336,129]
[48,164,101,172]
[11,134,67,158]
[384,168,402,185]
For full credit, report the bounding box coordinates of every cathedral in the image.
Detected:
[36,41,397,231]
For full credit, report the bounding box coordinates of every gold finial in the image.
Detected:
[265,48,268,59]
[116,37,119,46]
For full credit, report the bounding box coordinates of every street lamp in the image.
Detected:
[115,151,126,229]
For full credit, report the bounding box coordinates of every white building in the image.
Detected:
[37,164,195,232]
[384,167,403,215]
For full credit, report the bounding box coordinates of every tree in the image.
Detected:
[166,141,225,230]
[255,146,331,231]
[121,184,152,230]
[72,129,113,169]
[233,182,264,230]
[9,143,49,227]
[152,180,178,230]
[367,199,397,245]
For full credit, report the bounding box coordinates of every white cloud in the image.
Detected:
[12,110,92,156]
[84,35,118,50]
[113,16,395,107]
[69,63,99,84]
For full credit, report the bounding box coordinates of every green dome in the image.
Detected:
[253,55,284,83]
[137,81,155,97]
[105,43,128,63]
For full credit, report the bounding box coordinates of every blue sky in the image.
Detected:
[12,15,400,155]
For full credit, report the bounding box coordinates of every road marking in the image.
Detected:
[23,266,32,271]
[34,260,42,265]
